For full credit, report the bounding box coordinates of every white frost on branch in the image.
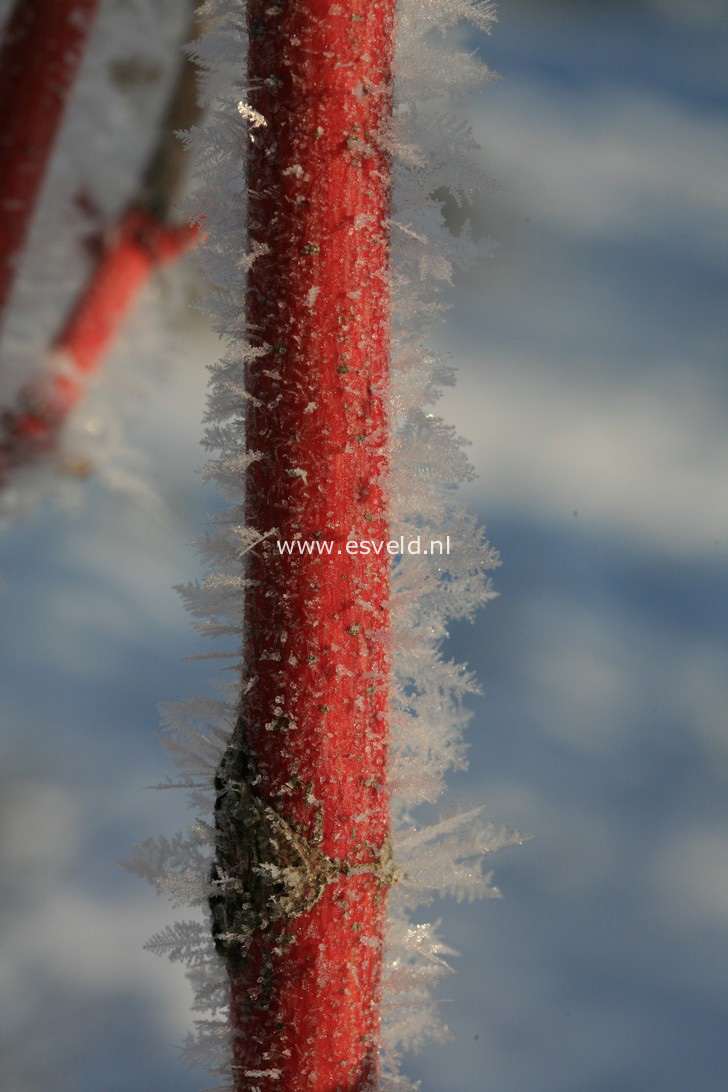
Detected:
[236,100,267,128]
[136,0,523,1085]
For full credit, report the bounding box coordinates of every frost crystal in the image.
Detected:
[236,101,267,128]
[133,0,522,1085]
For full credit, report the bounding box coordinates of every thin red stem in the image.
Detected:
[0,210,195,478]
[0,4,202,486]
[0,0,100,334]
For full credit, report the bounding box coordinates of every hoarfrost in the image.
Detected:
[137,0,520,1085]
[304,285,320,309]
[236,101,267,128]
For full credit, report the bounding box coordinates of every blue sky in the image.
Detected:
[1,1,727,1089]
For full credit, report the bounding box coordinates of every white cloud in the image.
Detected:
[646,0,728,28]
[441,358,728,554]
[0,780,81,870]
[515,595,728,771]
[469,81,728,260]
[2,886,196,1030]
[0,769,200,1089]
[651,825,728,929]
[433,77,728,557]
[0,769,194,1025]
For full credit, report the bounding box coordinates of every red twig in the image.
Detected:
[0,210,196,478]
[0,4,202,487]
[0,0,100,334]
[210,2,396,1088]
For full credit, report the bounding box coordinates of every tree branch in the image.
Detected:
[209,2,396,1086]
[0,0,100,335]
[0,5,202,486]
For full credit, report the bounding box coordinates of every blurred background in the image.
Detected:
[1,0,727,1089]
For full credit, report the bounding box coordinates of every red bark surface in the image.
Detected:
[0,0,99,333]
[219,1,396,1088]
[0,209,195,478]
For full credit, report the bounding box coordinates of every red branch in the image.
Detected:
[0,0,202,487]
[211,1,396,1088]
[0,0,100,333]
[0,209,195,479]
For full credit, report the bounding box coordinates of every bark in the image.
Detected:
[209,2,396,1088]
[0,0,99,334]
